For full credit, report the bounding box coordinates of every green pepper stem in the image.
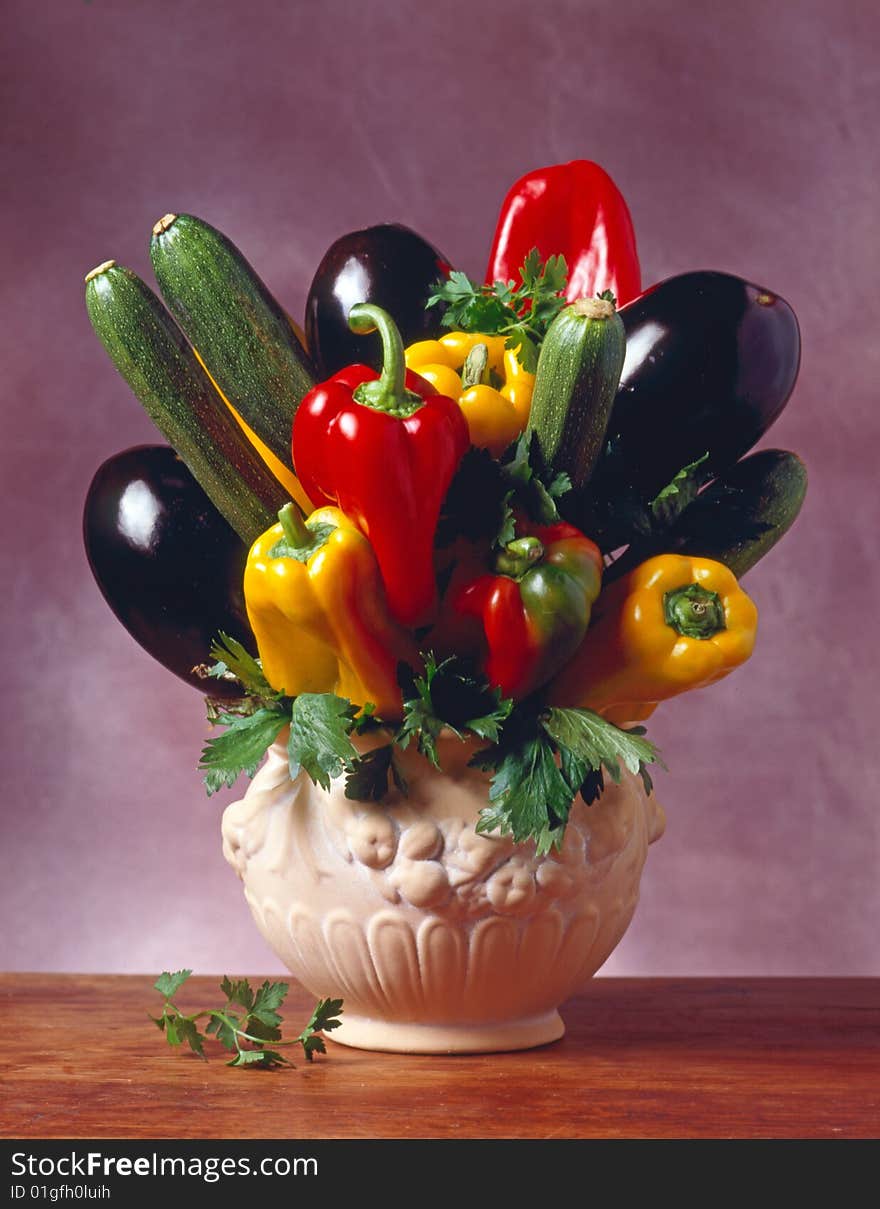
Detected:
[349,303,423,417]
[495,536,544,579]
[461,342,489,389]
[278,501,311,547]
[663,582,726,639]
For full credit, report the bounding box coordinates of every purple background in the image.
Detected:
[2,0,877,976]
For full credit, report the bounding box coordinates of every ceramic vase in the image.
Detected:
[222,731,665,1054]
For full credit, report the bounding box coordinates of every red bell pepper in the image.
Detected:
[485,160,641,307]
[292,304,469,629]
[445,517,604,699]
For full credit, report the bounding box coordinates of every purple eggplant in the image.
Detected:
[84,444,254,697]
[582,270,801,547]
[304,223,451,376]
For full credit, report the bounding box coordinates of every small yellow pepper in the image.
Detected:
[244,503,419,719]
[547,554,758,725]
[405,332,533,457]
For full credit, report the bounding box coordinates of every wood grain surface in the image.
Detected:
[1,975,877,1140]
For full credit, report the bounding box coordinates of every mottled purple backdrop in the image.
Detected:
[2,0,877,976]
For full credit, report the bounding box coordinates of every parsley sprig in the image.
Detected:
[585,451,714,553]
[199,634,384,796]
[151,970,343,1068]
[199,633,408,802]
[427,249,568,373]
[206,632,276,699]
[436,431,571,550]
[397,653,513,768]
[649,452,710,529]
[471,703,664,856]
[391,659,663,856]
[197,643,664,854]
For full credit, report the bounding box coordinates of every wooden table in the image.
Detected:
[1,975,877,1140]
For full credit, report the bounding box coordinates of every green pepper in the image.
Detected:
[446,517,604,699]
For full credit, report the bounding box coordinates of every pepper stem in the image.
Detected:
[349,303,423,417]
[278,501,311,547]
[461,342,489,389]
[495,536,544,579]
[663,582,726,639]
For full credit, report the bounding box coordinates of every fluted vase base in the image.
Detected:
[332,1009,565,1054]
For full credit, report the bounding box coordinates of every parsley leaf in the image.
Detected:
[464,695,514,743]
[397,655,513,767]
[207,633,277,699]
[249,979,288,1035]
[558,746,590,798]
[287,694,359,791]
[174,1016,206,1057]
[297,997,344,1062]
[397,655,453,768]
[344,743,408,801]
[496,492,517,547]
[474,727,575,856]
[429,270,513,334]
[436,434,571,553]
[533,470,573,523]
[199,707,289,795]
[352,701,384,734]
[542,707,666,784]
[499,432,571,527]
[589,452,714,554]
[579,766,607,806]
[228,1047,288,1068]
[436,447,508,547]
[470,703,665,853]
[154,969,193,999]
[219,975,255,1012]
[427,250,568,371]
[650,452,710,529]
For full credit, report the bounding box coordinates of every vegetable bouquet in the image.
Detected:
[84,160,806,856]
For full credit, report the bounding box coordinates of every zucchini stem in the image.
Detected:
[153,213,178,237]
[571,297,616,320]
[85,260,116,283]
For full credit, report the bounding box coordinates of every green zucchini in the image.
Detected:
[606,449,808,581]
[85,260,288,545]
[526,295,626,491]
[150,213,315,465]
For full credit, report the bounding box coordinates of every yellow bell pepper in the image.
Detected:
[405,332,533,457]
[547,554,758,725]
[244,502,419,719]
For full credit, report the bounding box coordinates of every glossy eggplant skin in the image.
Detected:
[586,271,801,536]
[84,445,254,697]
[304,223,451,376]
